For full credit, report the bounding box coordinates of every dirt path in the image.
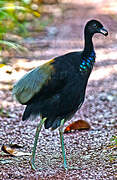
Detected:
[0,1,117,179]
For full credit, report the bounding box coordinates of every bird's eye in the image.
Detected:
[92,24,97,28]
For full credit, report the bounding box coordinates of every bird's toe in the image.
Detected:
[29,158,37,171]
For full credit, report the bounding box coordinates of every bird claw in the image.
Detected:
[29,158,37,171]
[60,164,81,171]
[30,157,43,171]
[67,166,81,170]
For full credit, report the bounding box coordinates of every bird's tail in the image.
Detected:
[22,104,39,121]
[22,103,61,130]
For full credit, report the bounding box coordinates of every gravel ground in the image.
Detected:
[0,0,117,179]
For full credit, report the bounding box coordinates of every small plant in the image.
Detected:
[110,135,117,146]
[106,135,117,163]
[0,0,40,57]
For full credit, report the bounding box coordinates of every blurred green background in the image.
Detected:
[0,0,58,61]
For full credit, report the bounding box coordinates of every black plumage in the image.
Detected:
[23,52,87,129]
[13,19,108,170]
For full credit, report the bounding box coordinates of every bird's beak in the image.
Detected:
[99,27,108,36]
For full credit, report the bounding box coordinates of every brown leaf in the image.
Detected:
[1,144,31,157]
[9,144,23,149]
[64,120,90,133]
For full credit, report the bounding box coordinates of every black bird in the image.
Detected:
[13,19,108,170]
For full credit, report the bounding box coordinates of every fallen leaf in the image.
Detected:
[9,144,24,149]
[1,144,31,157]
[64,120,90,133]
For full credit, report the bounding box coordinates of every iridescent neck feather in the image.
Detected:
[79,51,96,73]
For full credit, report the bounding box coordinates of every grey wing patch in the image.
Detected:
[13,63,54,104]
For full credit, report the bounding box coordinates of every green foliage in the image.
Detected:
[0,40,28,53]
[107,135,117,163]
[0,0,40,53]
[110,135,117,146]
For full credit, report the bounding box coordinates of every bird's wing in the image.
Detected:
[13,59,56,104]
[13,58,68,104]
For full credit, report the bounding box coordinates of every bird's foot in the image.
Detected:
[29,157,43,171]
[29,158,37,171]
[60,164,81,171]
[66,166,81,170]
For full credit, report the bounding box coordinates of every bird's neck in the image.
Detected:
[83,33,94,56]
[80,33,96,73]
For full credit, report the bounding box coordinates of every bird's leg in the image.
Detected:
[30,117,46,170]
[59,119,81,171]
[59,119,68,170]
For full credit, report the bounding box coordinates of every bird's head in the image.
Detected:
[85,19,108,37]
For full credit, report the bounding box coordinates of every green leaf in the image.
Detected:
[0,40,28,53]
